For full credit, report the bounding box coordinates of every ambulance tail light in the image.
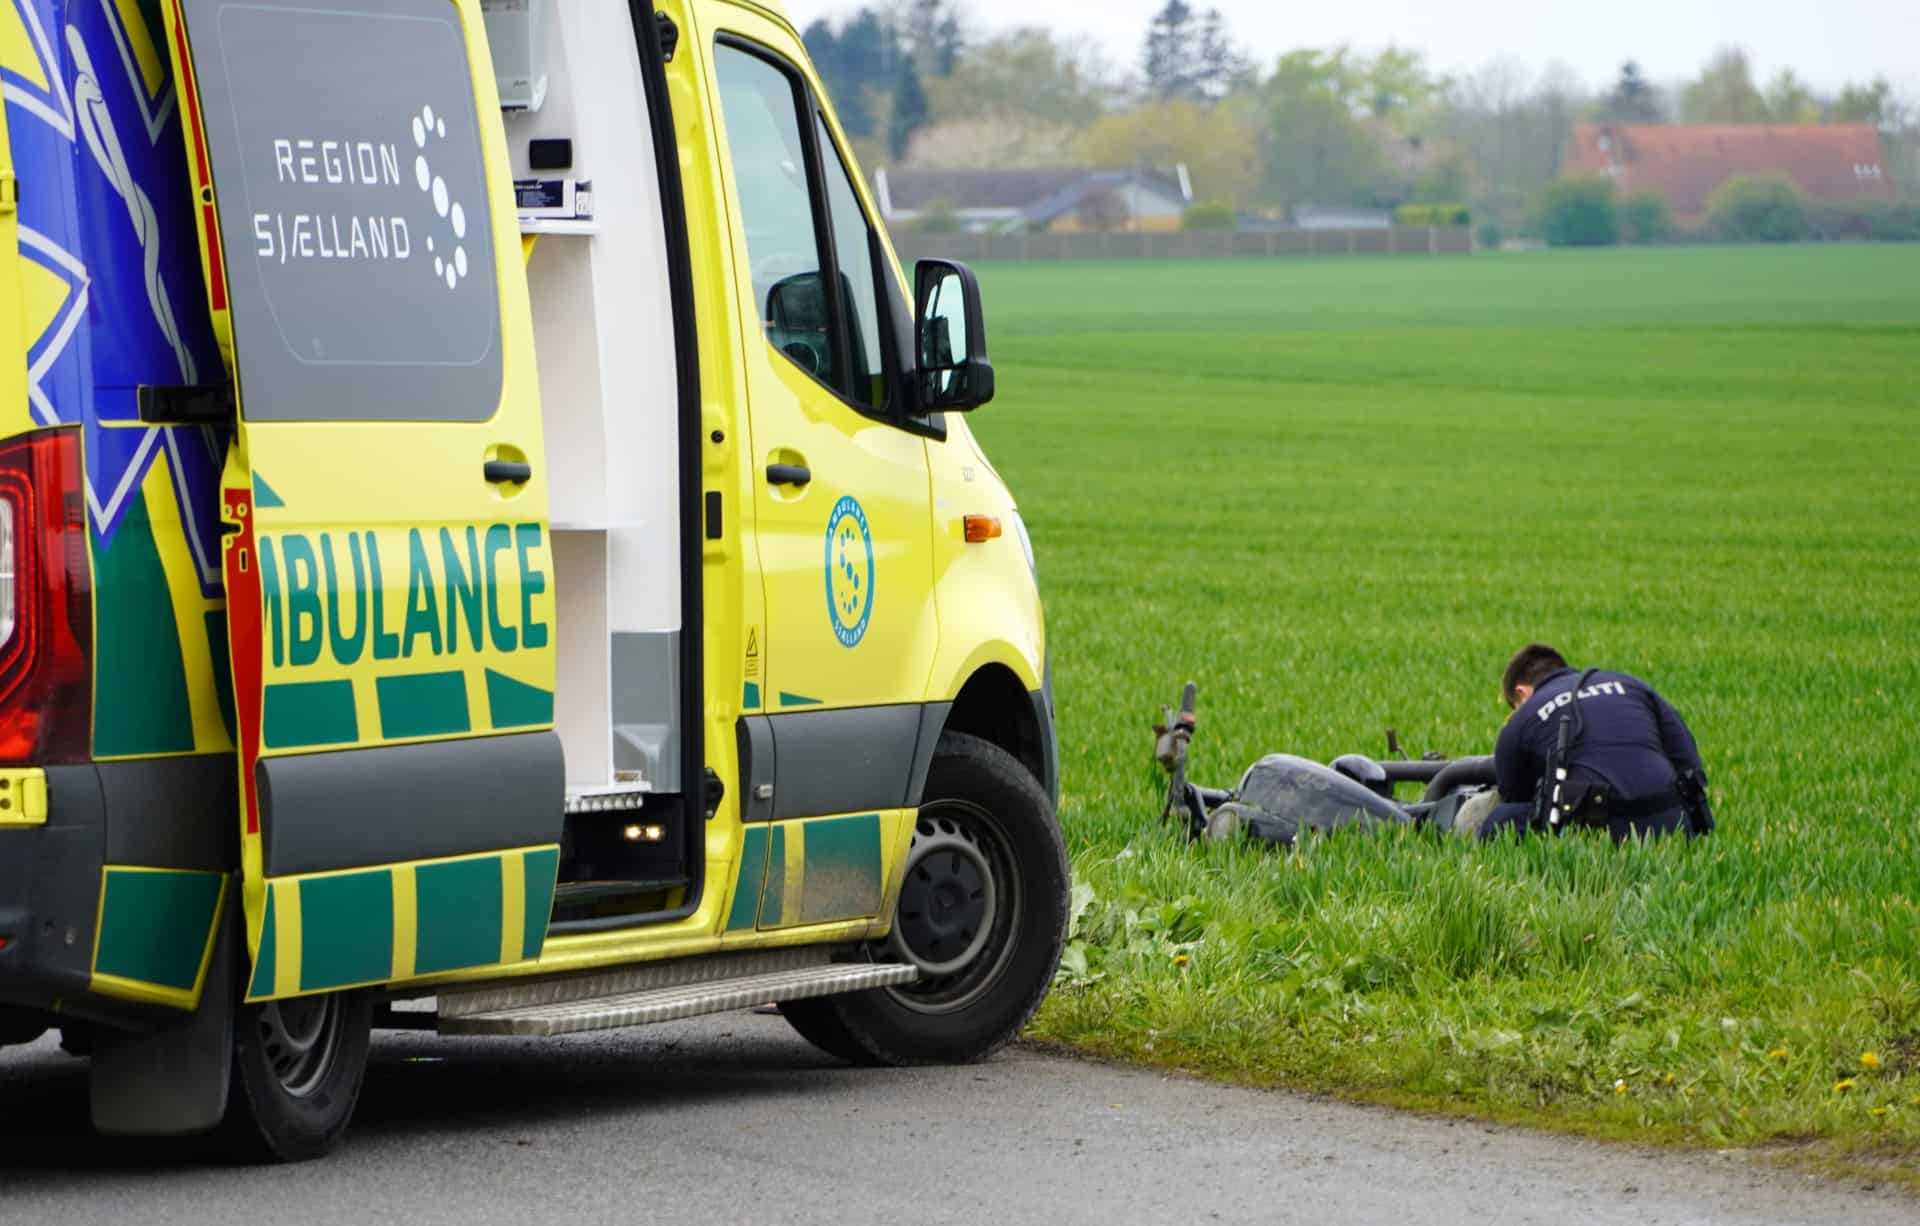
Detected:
[0,429,92,765]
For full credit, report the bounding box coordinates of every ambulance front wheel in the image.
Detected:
[225,988,373,1162]
[785,731,1069,1065]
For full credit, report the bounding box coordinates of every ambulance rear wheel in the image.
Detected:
[795,732,1069,1065]
[777,998,882,1065]
[224,989,372,1162]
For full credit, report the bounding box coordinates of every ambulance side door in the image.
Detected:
[169,0,564,1001]
[706,19,937,720]
[701,5,937,933]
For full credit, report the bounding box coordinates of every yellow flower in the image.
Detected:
[1172,952,1190,967]
[1613,1079,1627,1095]
[1860,1051,1881,1071]
[1871,1106,1891,1118]
[1834,1078,1856,1093]
[1766,1046,1789,1061]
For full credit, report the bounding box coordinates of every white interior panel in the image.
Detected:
[526,237,608,527]
[500,1,686,791]
[551,529,611,786]
[507,0,680,633]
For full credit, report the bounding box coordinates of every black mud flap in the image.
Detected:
[89,881,236,1136]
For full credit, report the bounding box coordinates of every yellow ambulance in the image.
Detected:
[0,0,1062,1159]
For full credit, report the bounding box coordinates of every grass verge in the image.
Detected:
[964,245,1920,1172]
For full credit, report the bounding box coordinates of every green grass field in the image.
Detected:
[964,245,1920,1173]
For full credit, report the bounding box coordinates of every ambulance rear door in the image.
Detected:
[166,0,564,1000]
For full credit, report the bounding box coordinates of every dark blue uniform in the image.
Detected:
[1481,668,1705,841]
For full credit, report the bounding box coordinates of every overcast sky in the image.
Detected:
[782,0,1918,96]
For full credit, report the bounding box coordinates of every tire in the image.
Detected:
[804,732,1070,1065]
[777,998,882,1065]
[223,989,372,1162]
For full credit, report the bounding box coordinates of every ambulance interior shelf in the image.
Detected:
[519,218,599,236]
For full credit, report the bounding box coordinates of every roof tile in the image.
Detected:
[1562,124,1897,219]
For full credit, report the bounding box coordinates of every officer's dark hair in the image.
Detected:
[1503,644,1569,708]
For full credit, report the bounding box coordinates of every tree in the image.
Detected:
[1833,77,1896,128]
[1081,96,1264,206]
[804,14,896,139]
[898,0,964,77]
[1196,8,1253,100]
[1428,59,1590,237]
[1539,177,1618,246]
[1260,50,1393,208]
[1602,61,1663,123]
[889,57,929,159]
[899,117,1088,169]
[1363,46,1441,123]
[1141,3,1245,102]
[1763,69,1820,123]
[1680,48,1768,124]
[1268,45,1368,112]
[1410,146,1474,204]
[1142,1,1201,101]
[804,6,942,154]
[922,28,1109,129]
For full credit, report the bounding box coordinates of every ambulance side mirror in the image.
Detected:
[913,259,993,411]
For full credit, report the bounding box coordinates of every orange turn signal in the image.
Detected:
[963,515,1002,543]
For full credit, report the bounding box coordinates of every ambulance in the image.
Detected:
[0,0,1063,1159]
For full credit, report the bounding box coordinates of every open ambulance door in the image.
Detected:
[163,0,564,1001]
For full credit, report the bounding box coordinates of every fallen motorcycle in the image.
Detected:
[1152,681,1498,847]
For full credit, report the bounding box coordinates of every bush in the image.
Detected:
[1706,176,1807,242]
[913,196,963,235]
[1395,203,1470,227]
[1807,200,1920,242]
[1866,202,1920,241]
[1538,177,1619,247]
[1180,203,1238,231]
[1475,219,1504,249]
[1620,191,1674,244]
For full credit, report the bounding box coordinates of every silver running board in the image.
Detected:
[437,949,917,1038]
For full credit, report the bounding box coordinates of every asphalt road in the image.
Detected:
[0,1011,1911,1225]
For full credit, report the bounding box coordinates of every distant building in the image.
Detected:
[874,166,1193,234]
[1561,123,1896,223]
[1288,205,1392,231]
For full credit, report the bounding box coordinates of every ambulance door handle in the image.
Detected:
[484,460,533,484]
[766,463,811,487]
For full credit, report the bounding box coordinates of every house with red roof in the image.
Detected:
[1561,124,1896,223]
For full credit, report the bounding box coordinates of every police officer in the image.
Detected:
[1473,644,1712,842]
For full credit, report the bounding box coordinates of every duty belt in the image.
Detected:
[1566,784,1685,827]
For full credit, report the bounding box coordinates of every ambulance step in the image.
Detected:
[436,950,917,1038]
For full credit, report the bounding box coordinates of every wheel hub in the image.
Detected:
[889,821,997,977]
[258,994,342,1099]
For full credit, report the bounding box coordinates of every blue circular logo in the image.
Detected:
[824,496,874,648]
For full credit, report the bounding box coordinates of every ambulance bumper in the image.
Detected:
[0,757,235,1031]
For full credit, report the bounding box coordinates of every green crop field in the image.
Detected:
[964,244,1920,1176]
